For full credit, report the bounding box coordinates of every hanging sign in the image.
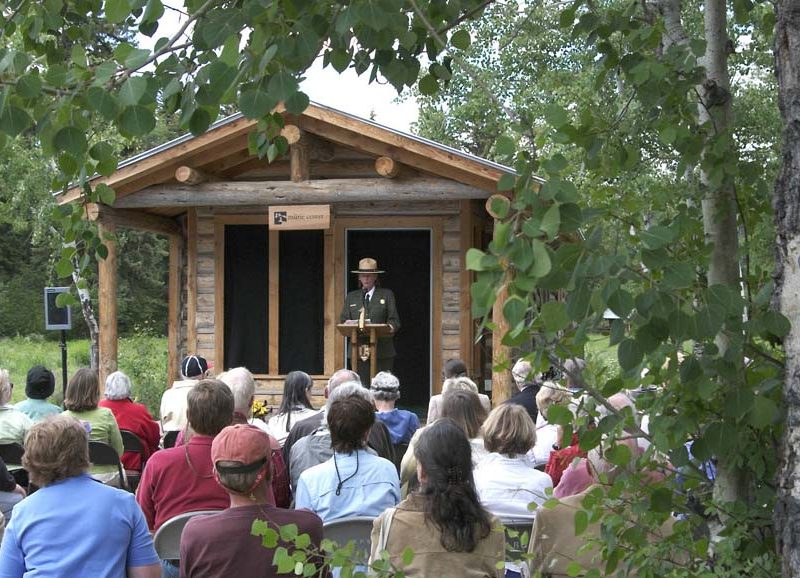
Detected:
[268,205,330,230]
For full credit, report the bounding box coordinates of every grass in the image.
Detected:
[0,334,167,416]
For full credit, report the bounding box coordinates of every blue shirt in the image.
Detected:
[295,449,400,522]
[14,399,61,423]
[0,474,159,578]
[375,409,420,445]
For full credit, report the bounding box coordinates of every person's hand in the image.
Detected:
[13,484,27,498]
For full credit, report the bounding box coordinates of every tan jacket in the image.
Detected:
[369,494,504,578]
[528,485,676,577]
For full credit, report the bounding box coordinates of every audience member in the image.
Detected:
[370,371,419,445]
[401,389,488,496]
[427,375,491,423]
[137,379,233,534]
[474,404,552,521]
[160,355,211,432]
[545,394,594,488]
[14,366,61,422]
[267,371,320,447]
[218,367,290,508]
[295,395,400,522]
[529,437,674,577]
[282,369,393,471]
[530,382,572,466]
[0,457,25,521]
[180,424,324,578]
[0,415,159,578]
[99,371,160,473]
[505,358,541,423]
[369,418,504,578]
[0,369,32,446]
[62,368,124,485]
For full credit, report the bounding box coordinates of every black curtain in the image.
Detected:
[224,225,268,373]
[279,230,324,374]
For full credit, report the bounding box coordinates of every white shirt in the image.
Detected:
[364,287,376,301]
[528,413,558,466]
[474,452,553,523]
[266,407,321,446]
[159,379,196,432]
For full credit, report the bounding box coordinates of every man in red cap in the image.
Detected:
[180,424,325,578]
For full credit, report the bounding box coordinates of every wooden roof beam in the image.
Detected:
[114,177,489,208]
[85,203,182,237]
[175,166,217,185]
[375,156,401,178]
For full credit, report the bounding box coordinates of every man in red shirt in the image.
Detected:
[179,423,324,578]
[137,379,234,533]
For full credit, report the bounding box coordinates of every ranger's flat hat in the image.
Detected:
[351,257,385,274]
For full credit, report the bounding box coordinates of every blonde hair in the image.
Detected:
[23,415,90,486]
[482,404,536,457]
[535,382,572,420]
[442,376,479,394]
[0,369,11,405]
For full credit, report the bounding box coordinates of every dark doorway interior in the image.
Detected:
[346,230,431,411]
[224,225,268,373]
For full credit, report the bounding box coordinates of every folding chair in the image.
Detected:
[0,443,27,488]
[120,429,146,492]
[89,441,128,491]
[503,520,535,575]
[154,510,221,562]
[323,516,376,559]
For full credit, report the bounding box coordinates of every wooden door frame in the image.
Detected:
[333,217,443,394]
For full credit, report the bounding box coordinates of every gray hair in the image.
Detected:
[327,369,360,393]
[0,369,11,406]
[325,381,373,415]
[563,358,587,389]
[218,367,255,414]
[104,371,132,400]
[442,376,479,395]
[370,371,400,401]
[511,358,533,387]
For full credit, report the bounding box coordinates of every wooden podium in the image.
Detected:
[336,322,393,381]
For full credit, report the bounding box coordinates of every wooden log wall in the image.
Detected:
[183,200,468,406]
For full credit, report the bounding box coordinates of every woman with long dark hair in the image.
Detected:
[266,371,319,446]
[370,419,504,577]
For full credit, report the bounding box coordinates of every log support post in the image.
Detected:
[97,223,118,389]
[167,234,184,385]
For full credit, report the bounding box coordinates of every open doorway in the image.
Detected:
[345,229,432,411]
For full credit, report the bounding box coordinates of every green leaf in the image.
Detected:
[451,29,471,50]
[118,77,148,106]
[565,283,591,321]
[16,75,42,99]
[0,105,32,137]
[105,0,131,24]
[546,404,573,426]
[268,70,299,102]
[419,74,439,96]
[531,240,552,277]
[640,225,675,250]
[495,135,515,157]
[578,428,601,452]
[761,310,791,338]
[604,443,632,467]
[649,487,673,513]
[95,184,116,205]
[540,301,569,332]
[497,173,515,191]
[239,88,276,119]
[503,295,528,327]
[749,395,778,428]
[55,259,74,279]
[117,105,156,137]
[87,86,120,120]
[53,126,88,156]
[566,561,583,577]
[279,523,298,541]
[574,510,588,536]
[617,339,643,371]
[401,546,415,566]
[141,0,164,23]
[284,90,310,115]
[544,104,569,128]
[540,204,560,240]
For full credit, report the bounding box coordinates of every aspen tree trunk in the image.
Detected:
[772,1,800,575]
[698,0,747,506]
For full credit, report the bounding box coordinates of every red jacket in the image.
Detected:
[99,398,160,471]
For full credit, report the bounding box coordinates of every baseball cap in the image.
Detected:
[181,355,210,378]
[211,424,269,473]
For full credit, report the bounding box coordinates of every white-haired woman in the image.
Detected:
[99,371,160,473]
[370,371,420,445]
[0,369,33,447]
[426,375,491,423]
